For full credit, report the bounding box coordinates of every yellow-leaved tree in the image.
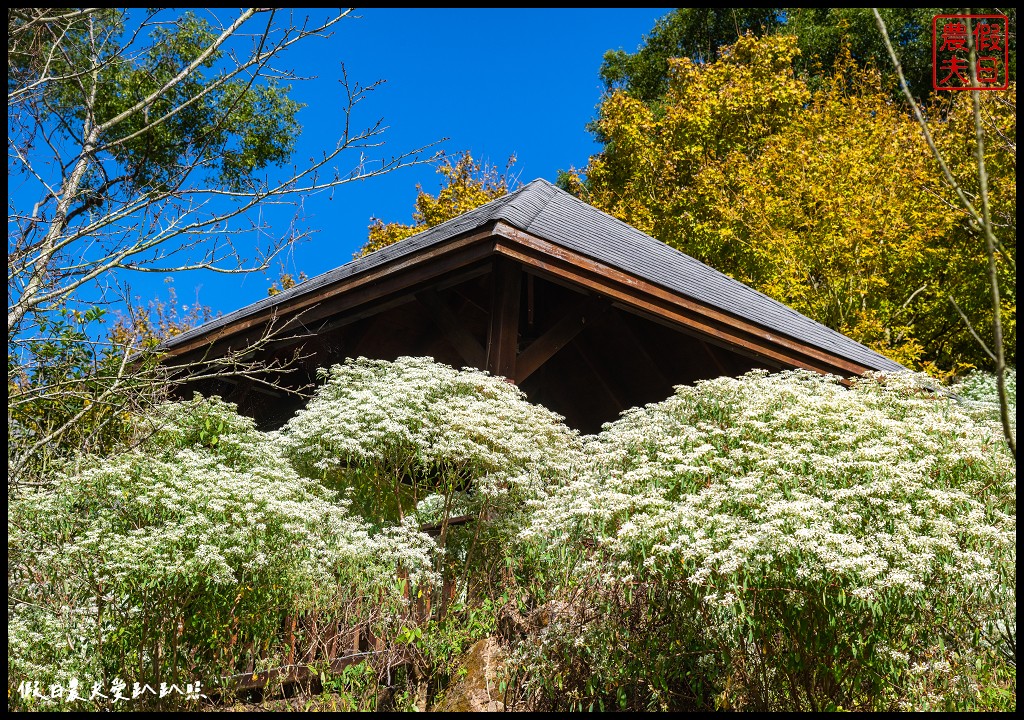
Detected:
[576,34,1015,375]
[357,152,515,257]
[693,52,955,371]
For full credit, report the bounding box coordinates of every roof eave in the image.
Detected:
[162,219,895,377]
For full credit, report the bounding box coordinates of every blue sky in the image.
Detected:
[140,8,670,319]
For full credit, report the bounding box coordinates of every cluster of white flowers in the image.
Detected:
[948,368,1017,430]
[8,393,439,701]
[514,369,1015,710]
[282,356,583,521]
[950,367,1016,407]
[9,358,1015,711]
[286,356,580,474]
[525,370,1014,601]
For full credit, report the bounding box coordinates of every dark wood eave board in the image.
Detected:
[161,178,903,374]
[490,223,872,377]
[515,181,902,372]
[162,223,501,361]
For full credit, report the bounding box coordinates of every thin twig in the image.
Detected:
[873,8,1015,458]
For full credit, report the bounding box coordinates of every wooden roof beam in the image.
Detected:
[417,288,486,370]
[490,223,872,377]
[606,309,670,389]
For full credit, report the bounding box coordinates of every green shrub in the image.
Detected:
[8,361,1015,712]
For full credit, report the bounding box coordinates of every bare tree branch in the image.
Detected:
[964,13,1015,458]
[7,8,444,486]
[948,296,997,363]
[8,8,441,333]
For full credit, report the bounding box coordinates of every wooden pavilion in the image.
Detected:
[161,179,903,433]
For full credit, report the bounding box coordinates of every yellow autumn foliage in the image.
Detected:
[357,152,514,258]
[580,34,1015,376]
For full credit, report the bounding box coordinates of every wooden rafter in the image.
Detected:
[490,222,871,377]
[607,309,670,388]
[486,258,521,379]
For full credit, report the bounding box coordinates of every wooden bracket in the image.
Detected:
[515,295,610,385]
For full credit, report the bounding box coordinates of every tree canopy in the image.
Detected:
[7,8,433,487]
[601,8,1017,103]
[599,8,783,103]
[577,30,1015,376]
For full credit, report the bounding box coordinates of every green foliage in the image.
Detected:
[788,7,1016,101]
[7,7,319,491]
[8,306,151,484]
[510,369,1016,711]
[601,8,1017,105]
[7,359,1016,711]
[413,598,500,694]
[8,287,213,489]
[8,393,433,710]
[599,8,783,103]
[311,660,380,711]
[10,9,301,196]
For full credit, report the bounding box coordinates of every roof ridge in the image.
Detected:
[266,180,538,301]
[161,180,553,348]
[501,178,559,233]
[514,182,899,363]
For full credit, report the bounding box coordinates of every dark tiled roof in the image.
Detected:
[165,179,904,372]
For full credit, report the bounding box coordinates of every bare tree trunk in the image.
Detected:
[7,8,440,484]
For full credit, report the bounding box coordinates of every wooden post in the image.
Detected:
[608,310,670,388]
[701,339,728,375]
[486,258,521,380]
[515,295,609,385]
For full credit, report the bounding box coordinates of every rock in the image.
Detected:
[433,637,506,712]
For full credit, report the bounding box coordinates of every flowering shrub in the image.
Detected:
[283,356,581,519]
[949,368,1017,432]
[279,357,585,700]
[8,395,435,710]
[952,368,1017,407]
[7,360,1015,711]
[282,357,582,607]
[511,370,1016,711]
